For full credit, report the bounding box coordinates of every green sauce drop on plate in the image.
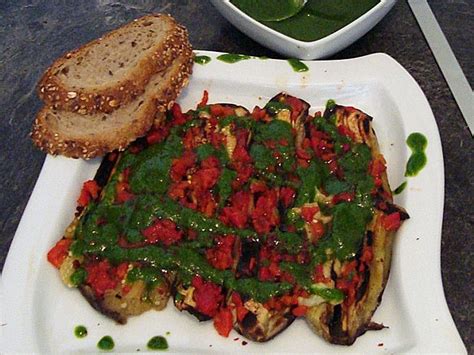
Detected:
[147,336,169,350]
[194,55,212,65]
[98,336,115,351]
[405,133,428,177]
[217,53,253,63]
[287,59,309,72]
[74,325,87,338]
[230,0,307,21]
[393,181,407,195]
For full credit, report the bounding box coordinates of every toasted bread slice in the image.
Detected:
[31,47,193,159]
[38,14,190,114]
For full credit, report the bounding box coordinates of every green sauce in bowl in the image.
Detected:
[231,0,380,42]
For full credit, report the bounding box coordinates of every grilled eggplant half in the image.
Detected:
[47,94,407,345]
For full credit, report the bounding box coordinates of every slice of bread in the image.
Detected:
[38,14,189,114]
[31,47,193,159]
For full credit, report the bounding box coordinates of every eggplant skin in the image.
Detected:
[229,297,295,342]
[79,278,171,325]
[305,105,408,345]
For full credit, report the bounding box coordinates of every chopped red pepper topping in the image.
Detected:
[213,307,233,337]
[142,219,183,246]
[192,276,223,317]
[382,212,401,231]
[206,235,235,270]
[47,238,72,268]
[77,180,100,207]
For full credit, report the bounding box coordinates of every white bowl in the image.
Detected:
[210,0,397,59]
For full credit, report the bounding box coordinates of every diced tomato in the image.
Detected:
[369,156,387,188]
[171,103,187,125]
[292,305,308,317]
[285,96,304,121]
[142,219,183,246]
[296,148,312,160]
[193,167,220,190]
[206,235,235,270]
[301,205,319,223]
[47,238,72,268]
[116,181,134,203]
[250,180,267,193]
[210,104,235,118]
[309,221,325,240]
[337,125,355,140]
[251,106,267,121]
[77,180,100,207]
[382,212,401,231]
[198,90,209,108]
[85,260,118,297]
[332,192,355,204]
[231,292,249,322]
[251,190,279,234]
[313,264,331,284]
[146,125,170,145]
[170,151,196,182]
[360,246,373,264]
[192,276,223,317]
[115,262,129,280]
[280,186,295,208]
[213,307,233,337]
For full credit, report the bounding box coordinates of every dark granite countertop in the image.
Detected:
[0,0,472,352]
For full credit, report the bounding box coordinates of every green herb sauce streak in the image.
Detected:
[287,59,309,72]
[393,181,407,195]
[97,335,114,351]
[216,53,252,63]
[73,98,376,302]
[147,336,168,350]
[194,55,212,65]
[74,325,87,338]
[405,133,427,177]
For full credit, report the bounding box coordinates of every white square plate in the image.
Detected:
[0,51,466,353]
[210,0,397,59]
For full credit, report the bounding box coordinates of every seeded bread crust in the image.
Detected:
[38,14,190,114]
[31,49,193,159]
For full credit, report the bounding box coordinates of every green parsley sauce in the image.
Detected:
[393,181,407,195]
[74,325,87,338]
[72,99,377,303]
[194,55,212,65]
[216,53,253,63]
[287,59,309,72]
[97,335,114,351]
[405,133,427,177]
[231,0,307,21]
[147,336,168,350]
[231,0,380,42]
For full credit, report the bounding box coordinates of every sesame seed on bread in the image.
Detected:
[31,48,193,159]
[38,14,190,115]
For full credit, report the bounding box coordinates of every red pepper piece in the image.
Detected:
[47,238,72,268]
[213,307,233,337]
[382,212,401,231]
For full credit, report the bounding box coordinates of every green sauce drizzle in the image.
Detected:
[405,133,428,177]
[217,53,252,63]
[147,336,168,350]
[97,336,114,351]
[287,59,309,72]
[194,55,212,65]
[393,181,407,195]
[74,325,87,338]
